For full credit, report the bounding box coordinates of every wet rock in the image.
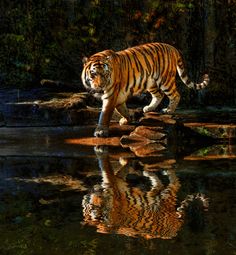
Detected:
[131,126,166,140]
[120,123,168,157]
[184,123,236,139]
[0,88,236,160]
[140,112,176,126]
[65,137,121,146]
[184,144,236,160]
[127,142,166,157]
[141,159,177,171]
[120,112,220,157]
[36,92,88,109]
[0,90,99,126]
[121,131,167,157]
[120,133,151,147]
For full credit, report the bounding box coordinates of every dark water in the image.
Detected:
[0,127,235,255]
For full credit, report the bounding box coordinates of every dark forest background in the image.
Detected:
[0,0,236,107]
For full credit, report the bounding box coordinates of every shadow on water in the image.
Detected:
[0,125,235,254]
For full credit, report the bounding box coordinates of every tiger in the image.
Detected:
[81,42,209,137]
[82,154,209,239]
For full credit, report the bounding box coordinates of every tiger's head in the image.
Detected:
[81,50,116,97]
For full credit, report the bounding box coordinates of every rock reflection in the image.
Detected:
[82,150,208,239]
[12,174,87,192]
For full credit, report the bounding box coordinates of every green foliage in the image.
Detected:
[0,0,235,106]
[195,127,211,137]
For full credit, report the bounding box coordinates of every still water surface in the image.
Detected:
[0,127,235,255]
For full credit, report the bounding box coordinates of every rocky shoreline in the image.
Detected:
[0,87,235,160]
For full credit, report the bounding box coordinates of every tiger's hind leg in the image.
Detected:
[161,80,180,114]
[162,90,180,114]
[143,90,164,113]
[115,102,131,125]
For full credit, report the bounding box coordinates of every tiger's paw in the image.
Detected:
[161,108,173,114]
[94,126,109,137]
[143,106,153,113]
[119,117,129,126]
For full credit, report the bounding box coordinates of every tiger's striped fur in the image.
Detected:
[81,43,209,137]
[82,155,209,239]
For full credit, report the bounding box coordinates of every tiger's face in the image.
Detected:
[82,51,115,95]
[86,62,110,91]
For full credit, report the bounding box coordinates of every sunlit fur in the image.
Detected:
[82,156,209,239]
[81,43,209,137]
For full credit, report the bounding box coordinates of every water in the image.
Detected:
[0,127,235,255]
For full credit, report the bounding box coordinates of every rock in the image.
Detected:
[141,159,177,171]
[140,112,176,126]
[119,112,222,158]
[0,89,100,126]
[184,144,236,160]
[184,123,236,139]
[131,126,166,140]
[128,142,166,157]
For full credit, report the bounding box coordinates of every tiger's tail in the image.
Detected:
[176,193,209,218]
[177,55,210,90]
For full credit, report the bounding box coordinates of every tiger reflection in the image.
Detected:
[82,155,208,239]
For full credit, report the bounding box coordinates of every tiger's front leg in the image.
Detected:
[94,97,116,137]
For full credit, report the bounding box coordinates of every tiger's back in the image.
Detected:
[82,42,209,137]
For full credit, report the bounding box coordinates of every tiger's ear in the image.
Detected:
[82,56,88,64]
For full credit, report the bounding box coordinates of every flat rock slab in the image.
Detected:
[120,112,236,157]
[0,90,98,126]
[0,88,236,159]
[0,125,235,160]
